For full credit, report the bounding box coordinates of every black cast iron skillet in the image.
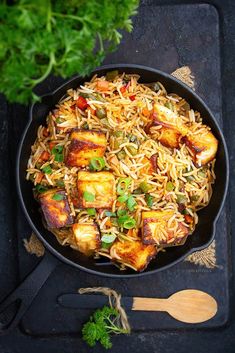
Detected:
[0,64,229,334]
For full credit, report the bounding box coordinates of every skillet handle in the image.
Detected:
[0,251,58,335]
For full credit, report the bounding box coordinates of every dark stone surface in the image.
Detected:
[0,0,234,352]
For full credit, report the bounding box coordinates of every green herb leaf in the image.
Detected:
[0,1,139,104]
[52,193,64,201]
[82,305,130,349]
[87,208,96,216]
[42,165,52,174]
[83,191,95,202]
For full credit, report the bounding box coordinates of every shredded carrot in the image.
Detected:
[110,155,119,166]
[49,142,57,150]
[105,219,112,227]
[39,151,50,162]
[43,127,49,137]
[142,108,151,117]
[35,172,44,184]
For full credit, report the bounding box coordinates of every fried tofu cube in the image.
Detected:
[142,210,189,247]
[149,104,188,148]
[184,130,218,166]
[39,189,73,228]
[110,240,157,271]
[66,129,107,167]
[72,223,100,255]
[77,171,116,208]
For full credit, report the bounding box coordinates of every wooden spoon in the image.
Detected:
[132,289,217,323]
[58,289,217,324]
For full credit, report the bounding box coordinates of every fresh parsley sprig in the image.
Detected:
[0,0,139,104]
[82,306,129,349]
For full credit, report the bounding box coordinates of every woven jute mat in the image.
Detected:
[23,66,216,269]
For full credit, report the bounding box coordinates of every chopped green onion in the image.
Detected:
[101,233,117,243]
[52,193,64,201]
[117,150,126,160]
[100,118,109,126]
[166,181,174,191]
[56,117,62,124]
[114,139,122,150]
[191,195,199,202]
[82,122,89,130]
[198,170,206,178]
[117,194,129,203]
[139,181,150,193]
[117,216,136,229]
[42,165,52,174]
[106,70,119,81]
[79,92,89,98]
[185,175,195,182]
[89,157,106,171]
[123,218,136,229]
[101,242,113,249]
[176,194,187,204]
[145,194,153,207]
[52,145,63,154]
[126,145,138,156]
[52,145,64,163]
[165,102,173,110]
[116,178,131,195]
[55,154,64,162]
[117,209,127,217]
[83,191,95,202]
[87,208,96,216]
[133,188,142,195]
[94,93,106,102]
[127,195,137,211]
[151,82,160,92]
[105,211,116,217]
[35,184,48,193]
[128,134,137,143]
[96,108,107,119]
[113,131,124,137]
[56,180,65,187]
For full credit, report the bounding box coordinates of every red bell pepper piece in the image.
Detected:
[76,96,88,111]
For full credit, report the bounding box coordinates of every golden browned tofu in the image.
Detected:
[184,130,218,166]
[77,171,116,208]
[149,103,188,148]
[66,129,107,167]
[72,223,100,255]
[142,210,189,246]
[39,189,73,228]
[110,240,157,271]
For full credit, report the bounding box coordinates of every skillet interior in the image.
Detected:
[17,64,229,277]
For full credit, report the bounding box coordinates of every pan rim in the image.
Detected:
[16,63,229,277]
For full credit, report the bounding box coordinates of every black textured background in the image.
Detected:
[0,0,234,352]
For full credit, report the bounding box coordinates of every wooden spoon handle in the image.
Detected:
[132,297,167,311]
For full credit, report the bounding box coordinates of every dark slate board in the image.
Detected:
[0,1,234,352]
[13,3,229,335]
